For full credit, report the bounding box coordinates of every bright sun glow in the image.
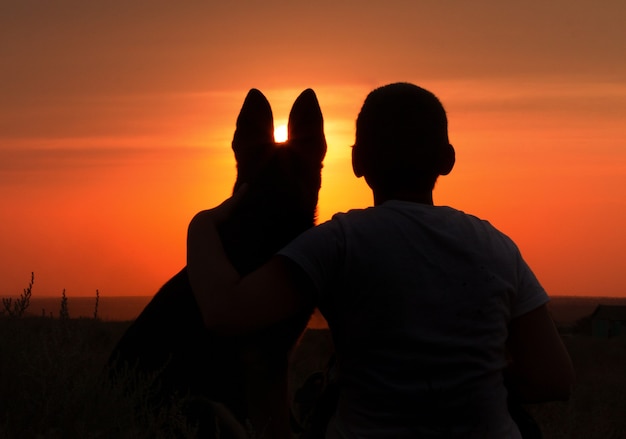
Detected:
[274,124,288,143]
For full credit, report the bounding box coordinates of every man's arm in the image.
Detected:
[506,303,576,403]
[186,199,315,336]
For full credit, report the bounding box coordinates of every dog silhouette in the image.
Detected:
[107,88,326,438]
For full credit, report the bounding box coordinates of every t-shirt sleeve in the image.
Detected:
[510,248,550,319]
[277,218,345,300]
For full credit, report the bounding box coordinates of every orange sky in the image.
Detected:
[1,1,625,298]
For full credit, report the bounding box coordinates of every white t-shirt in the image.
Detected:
[278,200,549,438]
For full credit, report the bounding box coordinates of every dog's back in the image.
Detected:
[107,88,326,438]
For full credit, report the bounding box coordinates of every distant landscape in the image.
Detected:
[22,295,152,322]
[548,296,626,325]
[21,295,336,328]
[17,294,626,329]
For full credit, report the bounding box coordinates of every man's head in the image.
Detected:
[352,83,455,195]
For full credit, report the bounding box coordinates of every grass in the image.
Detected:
[0,316,199,438]
[1,275,625,438]
[0,275,203,439]
[526,334,626,438]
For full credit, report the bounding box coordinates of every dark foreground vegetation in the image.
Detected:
[1,277,625,438]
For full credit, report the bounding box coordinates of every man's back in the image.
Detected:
[280,200,549,437]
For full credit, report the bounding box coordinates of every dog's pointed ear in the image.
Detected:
[288,89,327,164]
[232,89,274,180]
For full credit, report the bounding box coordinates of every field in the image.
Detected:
[525,334,626,438]
[0,293,625,438]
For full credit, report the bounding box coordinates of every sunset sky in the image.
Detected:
[1,1,624,299]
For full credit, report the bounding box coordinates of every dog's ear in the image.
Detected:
[232,89,274,183]
[288,89,327,164]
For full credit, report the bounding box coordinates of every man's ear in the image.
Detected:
[353,141,374,178]
[352,144,364,178]
[437,143,455,176]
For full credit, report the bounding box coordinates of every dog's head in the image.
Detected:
[219,89,327,275]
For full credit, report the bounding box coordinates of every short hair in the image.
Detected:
[354,82,450,191]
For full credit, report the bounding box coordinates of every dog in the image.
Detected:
[107,88,326,438]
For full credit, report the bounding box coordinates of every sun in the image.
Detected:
[274,124,288,143]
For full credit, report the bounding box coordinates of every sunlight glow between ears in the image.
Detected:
[274,124,288,143]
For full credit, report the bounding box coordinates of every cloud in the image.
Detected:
[0,144,215,187]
